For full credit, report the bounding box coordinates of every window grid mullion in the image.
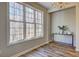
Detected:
[36,10,39,36]
[41,12,43,36]
[12,3,15,41]
[34,10,36,37]
[23,6,26,40]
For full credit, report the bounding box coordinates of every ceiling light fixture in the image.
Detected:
[52,2,66,9]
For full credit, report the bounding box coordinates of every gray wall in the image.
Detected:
[51,7,76,46]
[0,2,50,57]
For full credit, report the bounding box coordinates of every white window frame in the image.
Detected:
[8,2,44,45]
[9,2,24,43]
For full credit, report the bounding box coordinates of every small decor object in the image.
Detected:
[67,31,72,34]
[58,25,68,34]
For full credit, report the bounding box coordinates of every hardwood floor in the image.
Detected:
[20,42,79,57]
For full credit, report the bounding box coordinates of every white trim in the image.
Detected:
[76,48,79,51]
[11,41,50,57]
[8,37,43,46]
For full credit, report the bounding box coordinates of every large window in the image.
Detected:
[9,2,44,44]
[9,3,24,43]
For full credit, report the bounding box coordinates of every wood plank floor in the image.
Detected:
[20,42,79,57]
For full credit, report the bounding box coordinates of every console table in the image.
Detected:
[51,33,74,47]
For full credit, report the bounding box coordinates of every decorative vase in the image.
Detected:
[62,30,64,34]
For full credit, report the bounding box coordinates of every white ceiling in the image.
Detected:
[37,2,52,9]
[37,2,77,13]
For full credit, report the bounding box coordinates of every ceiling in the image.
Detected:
[37,2,52,9]
[37,2,77,13]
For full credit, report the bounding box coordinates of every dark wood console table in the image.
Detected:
[51,33,74,47]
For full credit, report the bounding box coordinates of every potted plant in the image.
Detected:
[58,25,68,34]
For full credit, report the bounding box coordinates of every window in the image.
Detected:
[9,3,24,43]
[25,7,35,39]
[9,2,44,44]
[35,10,43,37]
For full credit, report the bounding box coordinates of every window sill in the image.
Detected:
[8,36,43,46]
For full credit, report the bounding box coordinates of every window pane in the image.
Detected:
[25,7,34,23]
[35,11,43,24]
[36,24,43,37]
[28,7,34,14]
[9,2,15,7]
[9,5,15,20]
[41,12,44,24]
[9,2,23,21]
[26,23,34,39]
[38,11,41,19]
[10,22,24,43]
[36,19,42,24]
[35,11,38,19]
[26,18,34,23]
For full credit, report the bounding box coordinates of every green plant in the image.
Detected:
[58,25,68,34]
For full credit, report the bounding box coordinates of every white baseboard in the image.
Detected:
[12,41,50,57]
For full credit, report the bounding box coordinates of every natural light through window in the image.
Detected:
[9,3,24,43]
[9,2,44,44]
